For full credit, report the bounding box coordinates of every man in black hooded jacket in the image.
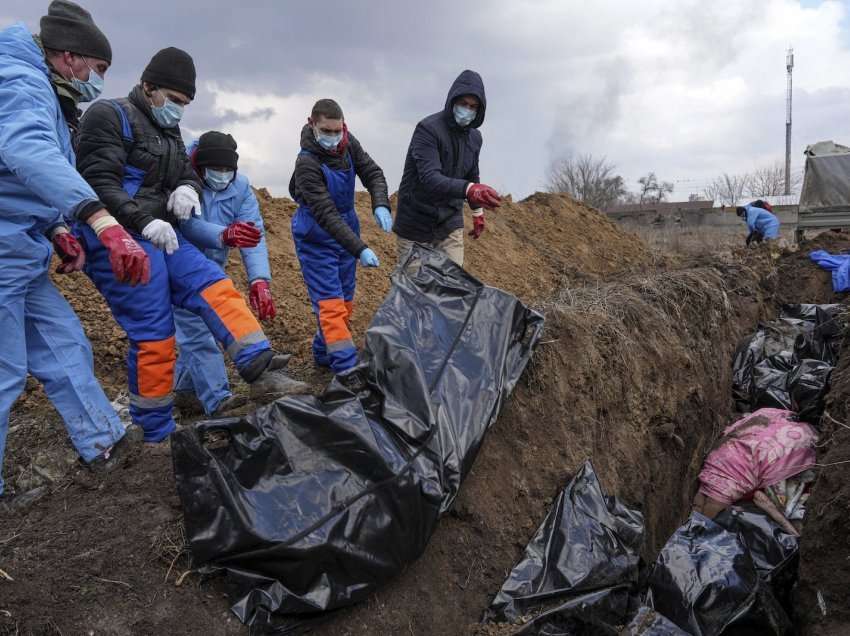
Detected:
[393,69,501,267]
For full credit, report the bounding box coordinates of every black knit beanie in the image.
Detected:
[141,47,196,99]
[40,0,112,63]
[195,131,238,170]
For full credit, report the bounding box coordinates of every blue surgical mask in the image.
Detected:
[151,91,184,128]
[453,104,476,127]
[314,126,342,150]
[71,58,104,102]
[205,168,235,191]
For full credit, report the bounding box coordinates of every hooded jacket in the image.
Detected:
[0,23,103,239]
[288,124,390,257]
[394,70,485,243]
[76,85,202,234]
[179,139,271,282]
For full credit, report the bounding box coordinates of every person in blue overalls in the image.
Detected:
[737,200,780,246]
[289,99,391,384]
[175,131,275,416]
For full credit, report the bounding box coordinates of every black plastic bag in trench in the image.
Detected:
[731,304,839,415]
[647,512,792,636]
[171,246,544,628]
[789,359,833,424]
[482,461,644,630]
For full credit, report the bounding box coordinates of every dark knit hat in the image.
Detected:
[195,131,238,170]
[141,47,196,99]
[40,0,112,63]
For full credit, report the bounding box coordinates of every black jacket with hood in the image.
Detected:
[288,124,390,258]
[393,70,485,243]
[76,85,202,234]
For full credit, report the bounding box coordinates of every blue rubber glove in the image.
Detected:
[359,248,380,267]
[374,206,393,232]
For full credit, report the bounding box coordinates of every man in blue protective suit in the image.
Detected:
[174,131,274,416]
[0,1,151,507]
[75,47,309,443]
[289,99,391,385]
[736,200,781,246]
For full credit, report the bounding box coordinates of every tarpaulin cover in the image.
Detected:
[799,147,850,212]
[697,408,817,506]
[809,250,850,293]
[731,304,840,419]
[483,461,644,628]
[789,359,833,424]
[647,513,792,636]
[171,246,544,627]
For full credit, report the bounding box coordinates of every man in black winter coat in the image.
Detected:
[75,47,308,444]
[289,98,391,378]
[393,69,501,267]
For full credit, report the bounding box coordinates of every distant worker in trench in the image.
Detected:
[737,199,780,246]
[393,69,502,267]
[289,99,391,387]
[0,0,145,507]
[74,47,309,443]
[173,131,276,417]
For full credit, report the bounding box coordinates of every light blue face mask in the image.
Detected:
[314,126,342,150]
[453,104,476,127]
[71,58,104,102]
[151,91,184,128]
[205,168,235,191]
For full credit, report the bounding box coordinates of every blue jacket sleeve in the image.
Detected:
[179,215,224,250]
[236,186,271,281]
[410,123,470,199]
[0,74,100,222]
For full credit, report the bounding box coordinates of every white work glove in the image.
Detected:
[142,219,179,255]
[167,184,200,221]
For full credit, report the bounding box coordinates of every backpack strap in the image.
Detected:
[106,99,134,147]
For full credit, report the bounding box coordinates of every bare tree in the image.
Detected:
[746,162,802,197]
[546,154,628,209]
[703,173,748,206]
[637,172,674,205]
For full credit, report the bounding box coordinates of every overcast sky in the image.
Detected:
[4,0,850,201]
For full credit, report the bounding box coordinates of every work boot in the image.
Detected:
[211,393,249,417]
[334,365,373,401]
[84,425,143,474]
[249,354,311,403]
[0,486,47,514]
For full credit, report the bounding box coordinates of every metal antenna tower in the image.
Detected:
[785,47,794,196]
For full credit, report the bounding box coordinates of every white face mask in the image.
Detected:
[314,126,343,150]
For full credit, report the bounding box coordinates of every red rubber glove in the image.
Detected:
[221,221,262,248]
[469,214,485,240]
[52,231,85,273]
[466,183,502,209]
[98,225,150,286]
[249,280,276,321]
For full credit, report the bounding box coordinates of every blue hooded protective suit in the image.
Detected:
[174,140,271,414]
[0,23,124,494]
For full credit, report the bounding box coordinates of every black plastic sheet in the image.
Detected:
[731,304,840,419]
[172,246,544,627]
[647,513,792,636]
[789,359,833,424]
[623,607,689,636]
[483,461,643,629]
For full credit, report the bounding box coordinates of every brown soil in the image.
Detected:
[2,194,847,635]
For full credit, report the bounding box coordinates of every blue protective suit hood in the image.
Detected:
[0,23,48,75]
[444,69,486,129]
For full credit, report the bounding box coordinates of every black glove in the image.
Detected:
[746,232,754,246]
